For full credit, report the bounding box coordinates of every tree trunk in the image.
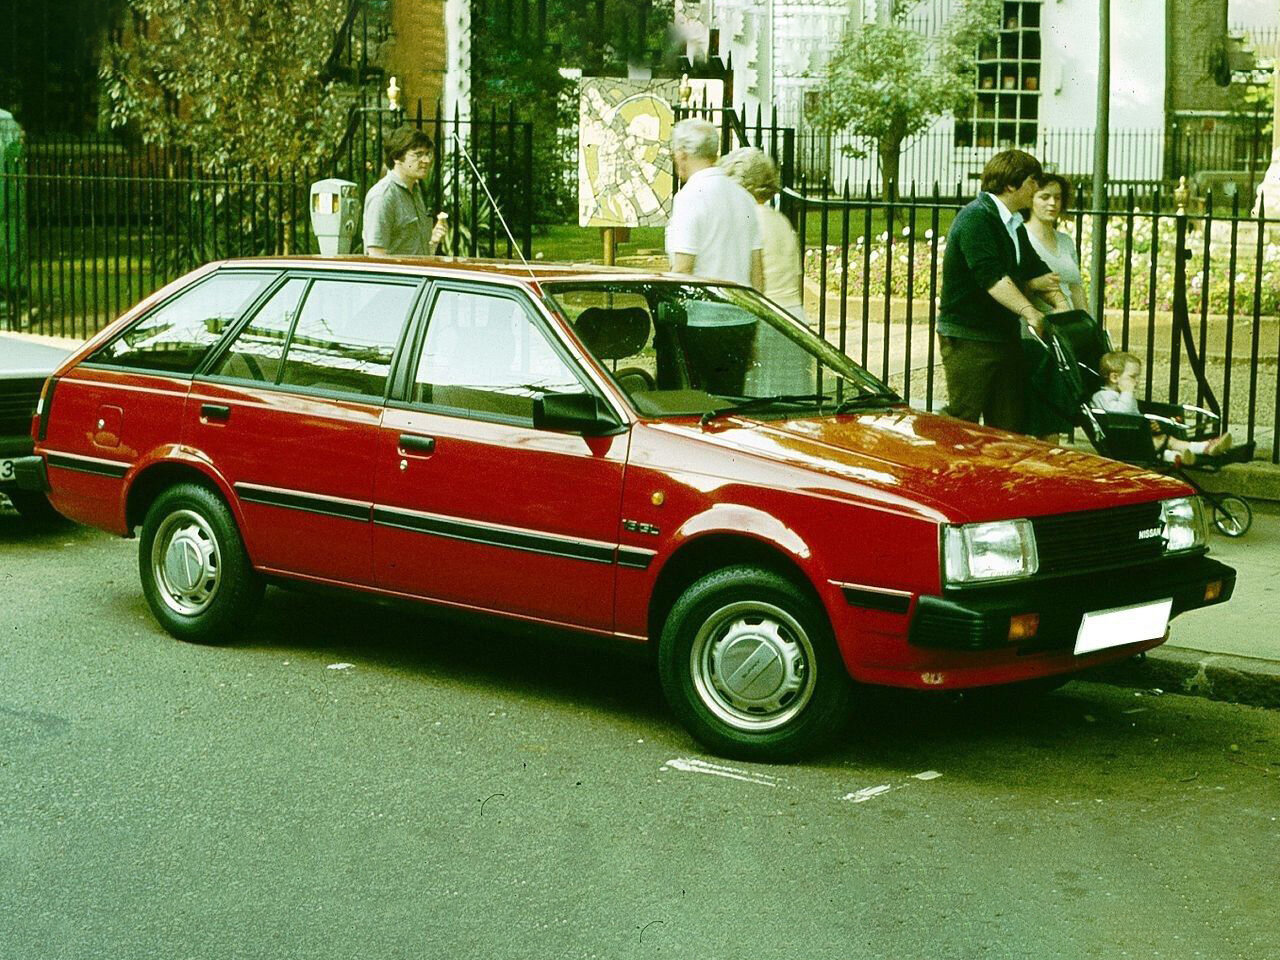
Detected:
[880,136,903,228]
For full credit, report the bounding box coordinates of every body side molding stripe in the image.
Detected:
[829,580,914,614]
[372,506,616,565]
[616,547,655,570]
[234,483,371,522]
[45,452,130,478]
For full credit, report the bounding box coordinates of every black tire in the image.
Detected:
[657,565,852,761]
[1211,494,1252,538]
[138,483,263,643]
[4,489,64,523]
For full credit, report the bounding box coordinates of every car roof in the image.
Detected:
[214,255,730,291]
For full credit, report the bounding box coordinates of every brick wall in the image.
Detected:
[386,0,447,113]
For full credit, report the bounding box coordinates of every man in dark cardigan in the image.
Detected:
[938,150,1066,431]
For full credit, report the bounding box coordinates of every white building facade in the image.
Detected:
[679,0,1170,190]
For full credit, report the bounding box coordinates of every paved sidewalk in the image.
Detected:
[1091,494,1280,709]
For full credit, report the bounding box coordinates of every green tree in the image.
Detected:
[99,0,353,173]
[470,0,674,222]
[812,0,999,199]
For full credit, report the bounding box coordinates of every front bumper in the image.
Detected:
[910,553,1235,654]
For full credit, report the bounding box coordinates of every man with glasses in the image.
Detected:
[363,126,448,257]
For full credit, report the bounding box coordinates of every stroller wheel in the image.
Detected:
[1211,494,1252,538]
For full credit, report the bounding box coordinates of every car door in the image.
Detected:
[372,283,628,632]
[186,272,423,586]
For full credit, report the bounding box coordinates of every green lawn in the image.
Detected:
[531,225,667,263]
[529,207,963,265]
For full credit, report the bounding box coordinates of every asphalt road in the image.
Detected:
[2,508,1278,960]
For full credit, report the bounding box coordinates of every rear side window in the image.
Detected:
[207,278,308,384]
[90,272,274,374]
[271,278,418,399]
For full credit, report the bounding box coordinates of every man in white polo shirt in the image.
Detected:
[666,118,764,290]
[664,119,765,396]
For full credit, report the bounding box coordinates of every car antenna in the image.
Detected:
[451,130,537,282]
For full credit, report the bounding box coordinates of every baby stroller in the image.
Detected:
[1031,309,1256,537]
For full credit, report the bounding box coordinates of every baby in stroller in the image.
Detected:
[1091,351,1233,466]
[1036,310,1255,536]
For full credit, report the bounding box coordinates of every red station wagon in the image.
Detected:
[14,257,1235,759]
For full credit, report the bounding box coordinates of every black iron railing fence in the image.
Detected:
[2,112,1277,464]
[795,125,1276,204]
[673,103,798,198]
[789,181,1280,463]
[0,111,534,341]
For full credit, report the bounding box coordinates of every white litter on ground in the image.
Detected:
[913,770,943,781]
[844,784,893,803]
[661,757,781,787]
[327,662,354,671]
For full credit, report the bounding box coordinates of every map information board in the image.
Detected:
[578,78,679,228]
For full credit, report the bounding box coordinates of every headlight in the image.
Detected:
[943,519,1039,585]
[1161,496,1206,553]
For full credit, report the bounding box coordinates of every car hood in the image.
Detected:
[658,408,1188,523]
[0,336,74,380]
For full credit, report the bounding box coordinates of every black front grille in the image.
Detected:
[1031,501,1166,576]
[0,378,43,436]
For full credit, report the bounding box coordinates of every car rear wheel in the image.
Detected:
[658,565,852,761]
[139,483,262,644]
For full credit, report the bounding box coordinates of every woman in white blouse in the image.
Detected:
[719,147,804,319]
[1021,173,1087,442]
[719,147,811,394]
[1025,174,1087,311]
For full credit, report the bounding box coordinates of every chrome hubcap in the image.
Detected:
[151,509,221,616]
[690,600,816,732]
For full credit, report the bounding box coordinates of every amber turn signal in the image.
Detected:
[1007,612,1040,642]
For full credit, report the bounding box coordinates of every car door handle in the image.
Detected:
[399,433,436,454]
[200,403,231,422]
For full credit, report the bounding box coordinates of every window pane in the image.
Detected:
[276,279,417,398]
[413,290,582,419]
[91,272,274,373]
[208,278,307,382]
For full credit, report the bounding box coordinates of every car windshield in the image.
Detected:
[542,281,897,419]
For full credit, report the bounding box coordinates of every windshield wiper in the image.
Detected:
[833,390,901,414]
[699,393,831,426]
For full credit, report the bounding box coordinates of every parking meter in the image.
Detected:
[309,179,360,255]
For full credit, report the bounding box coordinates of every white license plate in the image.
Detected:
[0,458,15,483]
[1074,598,1173,655]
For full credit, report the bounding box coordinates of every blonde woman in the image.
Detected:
[719,147,812,394]
[719,147,804,319]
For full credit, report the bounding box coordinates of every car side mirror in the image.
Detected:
[533,392,623,435]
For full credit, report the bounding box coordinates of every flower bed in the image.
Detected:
[802,217,1280,318]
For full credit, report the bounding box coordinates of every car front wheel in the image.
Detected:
[658,565,852,761]
[139,483,262,644]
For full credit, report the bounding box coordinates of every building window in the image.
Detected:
[955,1,1041,150]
